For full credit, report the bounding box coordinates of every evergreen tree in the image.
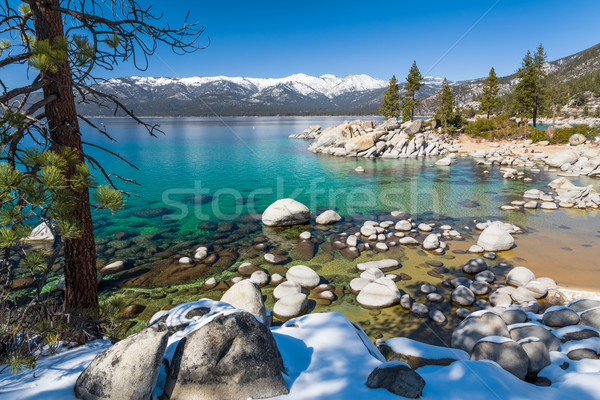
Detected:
[435,78,454,131]
[402,61,424,122]
[379,75,400,119]
[511,44,547,126]
[1,0,204,315]
[481,67,500,119]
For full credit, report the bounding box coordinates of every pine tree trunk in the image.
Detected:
[533,96,538,128]
[410,93,415,121]
[31,0,98,312]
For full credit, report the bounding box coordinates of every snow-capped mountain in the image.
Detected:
[79,73,451,117]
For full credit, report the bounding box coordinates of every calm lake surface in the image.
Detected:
[70,116,600,342]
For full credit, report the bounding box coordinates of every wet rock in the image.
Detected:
[238,262,261,276]
[165,312,288,399]
[350,278,371,294]
[420,283,437,294]
[273,280,303,300]
[507,266,535,287]
[357,278,401,309]
[476,223,515,252]
[100,260,125,274]
[395,220,412,231]
[315,210,342,225]
[75,323,168,400]
[273,293,308,319]
[451,285,475,306]
[220,280,267,324]
[427,293,443,302]
[429,309,447,325]
[411,302,429,317]
[292,240,316,261]
[286,265,320,289]
[118,304,145,319]
[462,257,488,274]
[470,281,491,296]
[261,198,311,227]
[366,361,425,398]
[422,234,440,250]
[250,270,269,287]
[202,277,217,290]
[400,294,413,310]
[356,259,399,272]
[270,273,285,286]
[299,231,312,240]
[399,237,419,245]
[264,253,289,265]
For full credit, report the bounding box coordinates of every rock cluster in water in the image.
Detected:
[290,118,460,158]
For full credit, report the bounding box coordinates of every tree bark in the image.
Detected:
[31,0,98,312]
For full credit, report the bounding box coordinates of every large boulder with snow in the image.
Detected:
[75,322,169,400]
[542,306,580,327]
[508,323,560,352]
[261,199,310,226]
[220,280,267,325]
[164,311,288,400]
[470,337,529,380]
[356,277,401,309]
[476,223,514,252]
[366,361,425,398]
[451,311,510,354]
[381,337,469,369]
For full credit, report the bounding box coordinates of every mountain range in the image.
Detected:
[80,43,600,117]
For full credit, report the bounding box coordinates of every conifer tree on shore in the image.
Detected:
[481,67,500,119]
[511,44,547,126]
[379,75,401,119]
[402,61,424,122]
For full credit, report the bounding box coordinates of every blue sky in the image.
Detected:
[5,0,600,83]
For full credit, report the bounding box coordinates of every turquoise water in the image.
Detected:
[49,116,598,341]
[88,117,596,235]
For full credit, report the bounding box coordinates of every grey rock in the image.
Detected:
[470,337,529,380]
[542,306,580,327]
[518,338,551,377]
[451,285,475,306]
[220,280,267,324]
[462,257,488,274]
[470,281,491,296]
[501,308,527,325]
[315,210,342,225]
[261,198,310,226]
[165,312,288,399]
[366,361,425,398]
[506,266,535,287]
[569,299,600,312]
[400,294,414,310]
[75,323,169,400]
[475,270,495,283]
[451,311,510,354]
[580,307,600,330]
[509,324,560,352]
[429,309,447,325]
[411,302,429,317]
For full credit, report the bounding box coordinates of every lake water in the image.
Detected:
[41,117,600,342]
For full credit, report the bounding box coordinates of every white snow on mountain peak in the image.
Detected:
[103,73,388,99]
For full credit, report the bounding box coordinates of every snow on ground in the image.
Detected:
[0,340,111,400]
[2,309,600,400]
[560,288,600,302]
[385,337,469,361]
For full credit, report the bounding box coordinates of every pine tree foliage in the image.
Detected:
[511,44,548,126]
[434,79,462,131]
[379,75,400,119]
[402,61,424,122]
[0,0,205,369]
[481,67,500,118]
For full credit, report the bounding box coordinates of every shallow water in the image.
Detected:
[16,117,600,342]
